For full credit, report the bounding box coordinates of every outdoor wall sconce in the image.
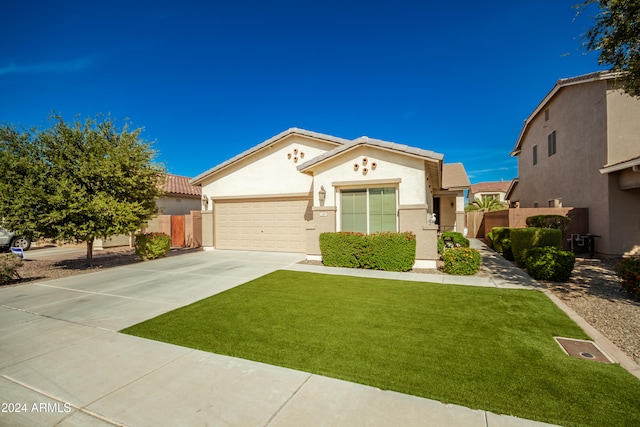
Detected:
[318,185,326,207]
[354,163,359,171]
[202,195,209,210]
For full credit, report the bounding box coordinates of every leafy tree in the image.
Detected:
[580,0,640,96]
[465,197,508,212]
[0,114,165,266]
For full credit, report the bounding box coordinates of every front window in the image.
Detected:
[340,187,397,233]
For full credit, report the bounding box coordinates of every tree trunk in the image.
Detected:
[86,238,94,268]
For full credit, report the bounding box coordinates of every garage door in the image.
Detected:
[215,198,312,252]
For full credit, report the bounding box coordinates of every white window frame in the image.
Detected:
[338,185,399,234]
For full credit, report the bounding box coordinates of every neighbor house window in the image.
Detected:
[548,131,557,156]
[341,187,397,233]
[533,145,538,165]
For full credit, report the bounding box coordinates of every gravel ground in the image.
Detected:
[5,246,200,284]
[5,247,639,366]
[537,256,640,366]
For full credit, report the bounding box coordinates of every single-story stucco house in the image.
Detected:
[191,128,470,268]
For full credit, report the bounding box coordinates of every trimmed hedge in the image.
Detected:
[616,257,640,300]
[524,246,575,282]
[135,232,171,260]
[319,232,416,272]
[442,247,482,275]
[437,231,470,254]
[510,228,562,266]
[526,214,570,232]
[487,227,514,261]
[0,253,23,285]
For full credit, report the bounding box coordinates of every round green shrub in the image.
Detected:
[438,231,470,254]
[616,257,640,300]
[523,246,575,282]
[442,247,481,275]
[510,227,562,266]
[135,232,171,260]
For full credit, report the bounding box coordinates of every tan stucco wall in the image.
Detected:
[516,81,615,253]
[200,135,337,204]
[606,85,640,165]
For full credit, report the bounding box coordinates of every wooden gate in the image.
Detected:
[171,215,185,247]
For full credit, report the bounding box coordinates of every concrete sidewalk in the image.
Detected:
[0,246,568,427]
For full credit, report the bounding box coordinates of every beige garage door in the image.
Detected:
[215,198,312,252]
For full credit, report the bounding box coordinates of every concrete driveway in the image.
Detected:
[0,250,555,427]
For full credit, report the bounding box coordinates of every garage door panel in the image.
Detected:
[215,198,310,252]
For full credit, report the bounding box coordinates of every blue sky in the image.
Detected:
[1,1,605,184]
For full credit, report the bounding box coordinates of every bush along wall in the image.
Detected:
[319,232,416,272]
[489,227,514,261]
[510,227,562,266]
[616,257,640,300]
[525,214,571,232]
[135,232,171,260]
[523,246,575,282]
[442,247,482,275]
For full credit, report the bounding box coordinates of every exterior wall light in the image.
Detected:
[202,195,209,210]
[318,185,326,207]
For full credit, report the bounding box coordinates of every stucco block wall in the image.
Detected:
[200,136,337,202]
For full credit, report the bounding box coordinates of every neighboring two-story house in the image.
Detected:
[508,71,640,256]
[467,181,512,206]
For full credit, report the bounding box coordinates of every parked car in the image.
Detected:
[0,228,31,251]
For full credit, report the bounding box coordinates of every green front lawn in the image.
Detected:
[121,271,640,427]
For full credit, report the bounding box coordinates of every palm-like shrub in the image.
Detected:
[465,197,507,212]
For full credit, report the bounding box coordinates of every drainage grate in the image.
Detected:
[554,337,614,363]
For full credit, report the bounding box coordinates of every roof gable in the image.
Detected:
[191,128,349,185]
[510,71,624,156]
[441,163,471,190]
[297,136,444,172]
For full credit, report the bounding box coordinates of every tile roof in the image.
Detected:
[441,163,470,190]
[470,181,512,194]
[163,174,202,197]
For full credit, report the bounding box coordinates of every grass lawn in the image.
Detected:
[121,270,640,427]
